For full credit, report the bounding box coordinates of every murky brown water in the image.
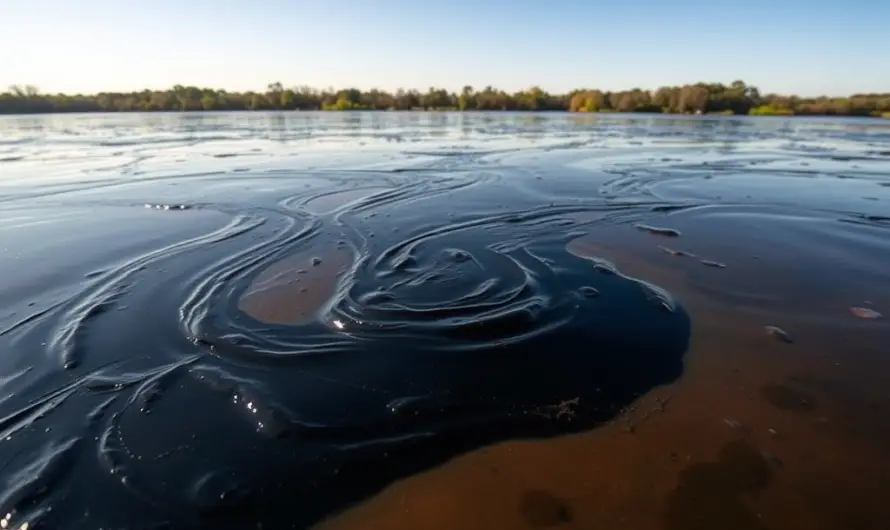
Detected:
[239,246,354,325]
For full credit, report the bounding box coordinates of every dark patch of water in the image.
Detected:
[665,440,773,530]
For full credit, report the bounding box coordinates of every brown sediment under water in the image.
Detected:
[318,208,890,530]
[238,246,355,325]
[0,113,889,530]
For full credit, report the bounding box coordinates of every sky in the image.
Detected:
[1,0,888,97]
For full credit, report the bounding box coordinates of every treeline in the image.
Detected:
[2,81,889,117]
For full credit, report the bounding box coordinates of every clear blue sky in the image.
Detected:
[1,0,888,97]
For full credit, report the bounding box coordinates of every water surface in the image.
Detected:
[1,112,889,530]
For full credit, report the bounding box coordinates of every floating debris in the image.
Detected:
[723,418,745,429]
[610,394,672,434]
[765,326,794,343]
[532,397,580,421]
[658,246,693,257]
[850,306,882,319]
[700,260,727,269]
[654,395,672,413]
[636,224,681,237]
[144,203,191,211]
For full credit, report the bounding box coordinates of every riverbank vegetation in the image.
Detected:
[2,81,888,117]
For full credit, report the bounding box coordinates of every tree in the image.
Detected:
[0,81,887,117]
[458,85,474,111]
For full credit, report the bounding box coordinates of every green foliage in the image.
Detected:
[1,82,888,117]
[749,105,794,116]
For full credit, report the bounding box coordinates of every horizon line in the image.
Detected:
[5,82,890,99]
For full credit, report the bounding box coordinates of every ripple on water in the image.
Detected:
[0,173,690,529]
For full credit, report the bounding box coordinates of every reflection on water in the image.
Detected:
[0,112,889,530]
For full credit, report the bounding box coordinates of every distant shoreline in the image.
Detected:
[2,109,888,119]
[2,81,889,118]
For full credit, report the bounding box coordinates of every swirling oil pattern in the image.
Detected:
[1,112,890,530]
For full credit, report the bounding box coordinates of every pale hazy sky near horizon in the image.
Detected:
[1,0,888,97]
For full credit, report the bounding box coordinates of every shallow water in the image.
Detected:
[1,112,889,530]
